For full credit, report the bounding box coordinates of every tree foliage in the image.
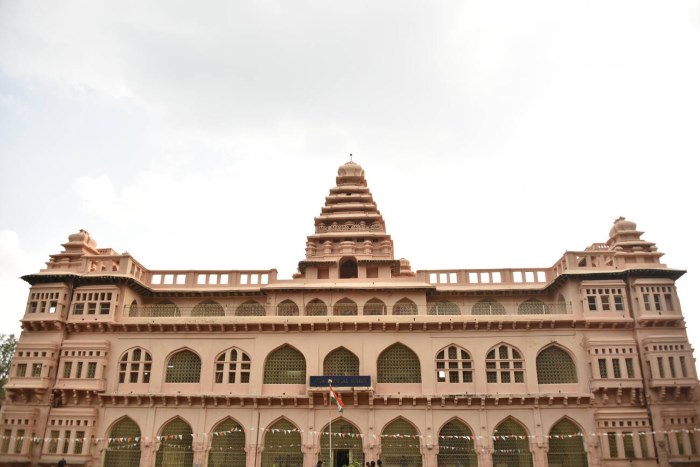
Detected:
[0,334,17,400]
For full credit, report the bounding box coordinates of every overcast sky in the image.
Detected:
[1,1,699,357]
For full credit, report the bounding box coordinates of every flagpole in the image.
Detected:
[328,378,333,467]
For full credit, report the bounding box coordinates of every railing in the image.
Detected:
[417,268,551,286]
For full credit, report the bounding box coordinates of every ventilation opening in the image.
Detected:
[339,257,358,279]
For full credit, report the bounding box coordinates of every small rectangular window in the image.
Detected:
[28,301,38,313]
[623,432,635,458]
[73,303,84,315]
[643,294,651,311]
[669,357,676,378]
[587,296,597,311]
[14,429,24,454]
[74,431,84,454]
[612,359,621,378]
[601,295,611,311]
[63,362,73,379]
[639,432,649,457]
[87,303,96,315]
[48,431,59,454]
[1,429,11,453]
[653,294,662,311]
[664,293,674,311]
[75,362,83,379]
[16,363,27,377]
[614,295,624,311]
[608,432,618,458]
[49,301,58,314]
[625,358,635,378]
[100,303,111,315]
[598,359,608,378]
[657,357,665,378]
[31,363,42,378]
[87,362,97,379]
[677,432,685,455]
[680,356,688,378]
[62,430,71,454]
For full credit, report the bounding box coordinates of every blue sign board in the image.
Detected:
[309,375,371,387]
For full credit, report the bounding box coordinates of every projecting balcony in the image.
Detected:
[54,377,106,392]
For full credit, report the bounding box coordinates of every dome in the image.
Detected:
[67,229,97,248]
[609,217,637,237]
[337,160,364,177]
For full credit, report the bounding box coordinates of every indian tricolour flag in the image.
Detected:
[329,385,344,413]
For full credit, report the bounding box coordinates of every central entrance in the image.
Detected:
[335,449,350,467]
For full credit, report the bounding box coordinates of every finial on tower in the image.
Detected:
[349,153,352,161]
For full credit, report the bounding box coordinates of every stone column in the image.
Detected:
[140,440,156,467]
[532,441,548,467]
[192,436,207,467]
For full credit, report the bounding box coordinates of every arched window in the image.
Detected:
[378,344,421,383]
[363,298,386,315]
[263,345,306,384]
[438,420,477,467]
[486,344,524,383]
[381,419,421,467]
[339,257,358,279]
[392,298,417,315]
[518,298,550,315]
[207,418,246,467]
[165,350,201,383]
[324,348,359,376]
[155,418,193,467]
[471,299,506,315]
[261,419,302,467]
[306,299,328,316]
[127,299,139,317]
[104,418,141,467]
[537,346,577,384]
[555,294,568,314]
[436,345,472,383]
[429,301,461,315]
[493,419,533,467]
[119,348,152,384]
[548,419,588,467]
[152,300,180,317]
[320,420,362,465]
[215,348,251,384]
[277,300,299,316]
[235,300,265,316]
[333,298,358,316]
[192,299,224,317]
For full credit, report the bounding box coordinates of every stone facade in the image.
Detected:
[1,160,699,467]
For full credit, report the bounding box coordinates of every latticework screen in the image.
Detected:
[207,419,246,467]
[436,345,472,383]
[324,348,360,376]
[236,300,265,316]
[320,420,363,466]
[548,420,588,467]
[151,300,180,317]
[429,301,461,315]
[215,348,251,384]
[306,299,328,316]
[155,419,193,467]
[363,299,386,315]
[472,299,506,315]
[486,345,524,383]
[378,344,421,383]
[261,419,303,467]
[333,299,358,316]
[277,300,300,316]
[492,419,533,467]
[165,350,201,383]
[536,347,577,384]
[517,299,550,315]
[104,418,141,467]
[263,346,306,384]
[438,420,477,467]
[381,419,422,467]
[119,348,152,384]
[192,300,225,317]
[392,299,417,315]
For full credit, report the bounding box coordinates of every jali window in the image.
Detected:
[165,350,201,383]
[378,344,421,383]
[536,346,577,384]
[263,345,306,384]
[324,348,359,376]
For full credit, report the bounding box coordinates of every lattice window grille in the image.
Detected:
[493,420,533,467]
[548,420,588,467]
[381,419,422,467]
[165,351,201,383]
[436,346,472,383]
[306,300,328,316]
[363,299,386,315]
[438,420,477,467]
[155,419,193,467]
[320,421,363,465]
[277,300,299,316]
[378,344,421,383]
[104,419,141,467]
[151,301,180,317]
[324,348,360,376]
[430,301,461,315]
[235,300,265,316]
[518,298,550,315]
[119,348,152,384]
[392,299,418,315]
[333,299,358,316]
[536,347,577,384]
[192,300,225,317]
[264,346,306,384]
[472,299,506,315]
[486,345,524,383]
[207,419,246,467]
[215,349,251,384]
[261,420,303,467]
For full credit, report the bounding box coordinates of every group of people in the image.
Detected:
[314,460,383,467]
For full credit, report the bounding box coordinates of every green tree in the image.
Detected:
[0,334,17,400]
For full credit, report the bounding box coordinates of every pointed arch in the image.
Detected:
[192,299,224,317]
[486,343,524,384]
[548,418,588,467]
[378,343,421,383]
[277,299,299,316]
[339,256,358,278]
[165,349,201,383]
[493,417,533,467]
[363,298,386,315]
[207,417,246,467]
[214,347,251,384]
[235,299,265,316]
[518,298,550,315]
[324,347,359,376]
[472,298,506,315]
[438,418,477,467]
[155,417,193,467]
[306,298,328,316]
[261,418,302,467]
[127,299,139,317]
[429,301,461,315]
[104,417,141,467]
[555,294,568,314]
[381,418,421,466]
[392,298,418,315]
[333,298,358,316]
[263,345,306,384]
[537,345,577,384]
[435,344,473,383]
[153,300,180,317]
[319,418,362,465]
[118,347,152,384]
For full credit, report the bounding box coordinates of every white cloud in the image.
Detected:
[0,230,40,336]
